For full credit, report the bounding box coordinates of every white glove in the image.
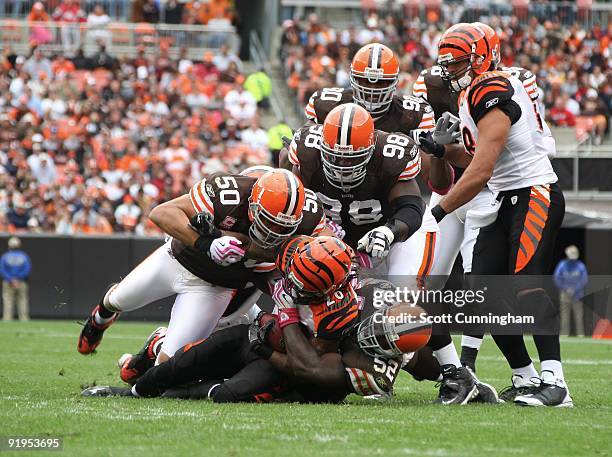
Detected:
[209,236,246,266]
[357,226,394,259]
[432,112,461,145]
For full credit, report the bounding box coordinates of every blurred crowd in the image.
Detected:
[281,9,611,143]
[0,42,277,235]
[3,0,237,26]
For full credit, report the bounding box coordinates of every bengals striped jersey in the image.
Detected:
[458,71,557,192]
[171,172,326,289]
[288,125,426,246]
[413,65,544,119]
[305,87,435,137]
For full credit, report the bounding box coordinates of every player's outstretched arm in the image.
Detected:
[149,194,199,247]
[431,108,509,221]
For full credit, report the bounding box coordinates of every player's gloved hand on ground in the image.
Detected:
[326,219,346,240]
[248,311,275,359]
[208,236,246,266]
[189,211,221,237]
[271,279,299,329]
[432,112,461,145]
[357,226,394,259]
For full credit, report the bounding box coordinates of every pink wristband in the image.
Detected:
[277,308,299,329]
[427,167,455,195]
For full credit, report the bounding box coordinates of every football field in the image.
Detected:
[0,320,610,457]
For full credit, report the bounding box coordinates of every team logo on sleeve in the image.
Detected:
[206,184,215,197]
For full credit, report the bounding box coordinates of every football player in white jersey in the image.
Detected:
[429,23,572,407]
[412,23,553,373]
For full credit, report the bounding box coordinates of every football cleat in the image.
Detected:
[434,364,478,405]
[77,304,118,354]
[119,326,167,385]
[81,385,133,397]
[499,374,540,403]
[514,371,573,407]
[466,368,500,403]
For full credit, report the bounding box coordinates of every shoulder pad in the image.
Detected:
[467,73,515,124]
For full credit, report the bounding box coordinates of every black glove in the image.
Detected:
[419,131,446,159]
[248,312,275,360]
[189,211,221,238]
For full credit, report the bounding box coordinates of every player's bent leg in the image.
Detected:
[134,324,252,397]
[210,358,283,403]
[118,326,167,384]
[78,243,184,354]
[157,286,236,361]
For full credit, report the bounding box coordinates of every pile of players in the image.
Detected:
[79,22,572,408]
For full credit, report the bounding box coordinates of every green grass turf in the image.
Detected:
[0,320,610,457]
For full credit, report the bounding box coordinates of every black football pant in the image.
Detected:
[471,183,565,368]
[134,324,282,402]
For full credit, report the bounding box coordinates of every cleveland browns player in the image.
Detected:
[77,169,326,365]
[431,23,571,407]
[82,237,446,403]
[287,103,492,404]
[278,43,435,170]
[413,22,552,376]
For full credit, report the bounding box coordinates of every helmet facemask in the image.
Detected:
[350,69,398,117]
[248,201,302,249]
[356,306,403,358]
[320,142,374,191]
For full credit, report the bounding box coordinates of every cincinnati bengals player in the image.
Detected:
[413,23,553,374]
[77,169,326,365]
[431,24,571,407]
[305,43,435,136]
[84,237,446,403]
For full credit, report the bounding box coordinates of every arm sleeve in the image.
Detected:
[189,178,215,216]
[412,71,428,100]
[304,91,319,121]
[468,75,521,125]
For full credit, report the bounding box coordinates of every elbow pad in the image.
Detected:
[386,195,425,242]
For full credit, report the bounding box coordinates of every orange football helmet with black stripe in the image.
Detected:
[240,165,274,179]
[321,103,375,190]
[248,169,305,248]
[350,43,399,116]
[285,236,354,304]
[473,22,501,69]
[437,23,490,92]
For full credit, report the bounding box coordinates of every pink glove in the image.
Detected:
[326,219,346,240]
[209,236,246,266]
[271,279,299,329]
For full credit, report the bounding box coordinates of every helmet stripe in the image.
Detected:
[339,104,355,147]
[319,240,350,275]
[369,44,382,69]
[279,170,298,216]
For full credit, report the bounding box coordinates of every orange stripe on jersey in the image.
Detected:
[312,215,326,235]
[189,187,203,212]
[523,80,536,88]
[413,88,427,93]
[471,84,510,107]
[288,142,299,166]
[253,262,276,273]
[515,186,550,273]
[183,338,206,353]
[398,159,421,180]
[417,232,436,290]
[350,367,365,395]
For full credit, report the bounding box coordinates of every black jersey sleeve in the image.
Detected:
[297,188,326,236]
[304,87,353,124]
[288,124,324,186]
[375,131,421,183]
[467,73,521,125]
